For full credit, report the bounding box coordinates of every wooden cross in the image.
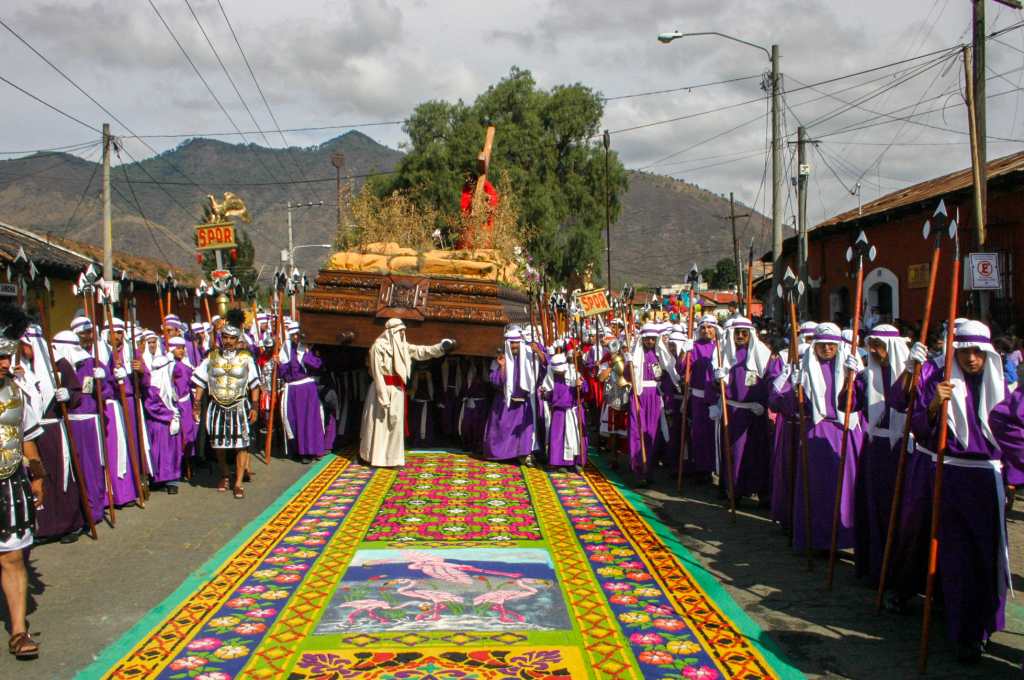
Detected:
[471,125,496,217]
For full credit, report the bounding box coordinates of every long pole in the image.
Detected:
[918,253,961,673]
[287,201,295,269]
[965,44,988,322]
[624,307,647,471]
[37,300,97,540]
[603,130,613,292]
[716,338,737,522]
[797,126,809,319]
[104,303,146,507]
[102,124,112,281]
[875,236,941,612]
[729,193,743,309]
[262,287,284,466]
[788,296,814,570]
[85,293,115,526]
[770,44,783,328]
[676,285,697,492]
[124,295,152,482]
[826,251,867,588]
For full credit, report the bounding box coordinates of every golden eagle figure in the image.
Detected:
[204,192,252,224]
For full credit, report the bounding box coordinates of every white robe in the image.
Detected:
[359,336,446,467]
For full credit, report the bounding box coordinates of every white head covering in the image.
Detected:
[502,325,538,407]
[70,316,93,334]
[99,317,130,366]
[796,322,859,428]
[52,330,91,368]
[630,323,680,395]
[722,316,772,378]
[864,324,909,447]
[380,318,412,382]
[946,320,1004,450]
[21,324,55,410]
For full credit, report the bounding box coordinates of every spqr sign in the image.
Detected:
[195,222,237,251]
[964,252,1002,290]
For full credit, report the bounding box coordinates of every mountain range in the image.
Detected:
[0,130,769,287]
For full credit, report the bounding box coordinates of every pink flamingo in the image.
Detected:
[365,551,522,585]
[335,598,422,624]
[472,578,546,623]
[386,578,464,621]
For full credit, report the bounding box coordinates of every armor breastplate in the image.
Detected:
[208,350,250,406]
[0,380,25,480]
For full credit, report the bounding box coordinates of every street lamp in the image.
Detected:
[659,29,783,326]
[280,243,333,264]
[286,200,324,268]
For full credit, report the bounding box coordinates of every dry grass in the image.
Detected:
[345,187,439,253]
[446,171,531,263]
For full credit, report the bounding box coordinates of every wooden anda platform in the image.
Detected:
[298,269,530,357]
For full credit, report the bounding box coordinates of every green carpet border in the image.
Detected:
[588,451,806,680]
[73,454,338,680]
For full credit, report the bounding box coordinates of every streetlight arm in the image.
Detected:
[660,31,771,60]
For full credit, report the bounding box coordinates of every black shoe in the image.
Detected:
[59,532,80,544]
[166,485,179,495]
[955,640,984,665]
[300,457,312,465]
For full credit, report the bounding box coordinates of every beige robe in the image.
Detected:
[359,337,446,467]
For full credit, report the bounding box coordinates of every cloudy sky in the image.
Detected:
[3,0,1024,228]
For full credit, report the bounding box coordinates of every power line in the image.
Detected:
[110,168,395,187]
[60,151,102,235]
[115,148,177,265]
[0,73,101,133]
[602,74,762,102]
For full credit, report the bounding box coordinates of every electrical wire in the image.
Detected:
[602,74,762,102]
[0,73,102,133]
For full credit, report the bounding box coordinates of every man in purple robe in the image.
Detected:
[626,323,680,486]
[53,324,107,527]
[278,322,330,463]
[770,322,863,552]
[101,318,143,507]
[483,327,539,465]
[408,365,438,447]
[712,317,781,504]
[683,315,723,479]
[893,320,1023,663]
[458,358,489,453]
[438,356,461,442]
[168,337,197,464]
[21,326,83,542]
[839,324,909,584]
[186,322,208,367]
[144,355,183,493]
[540,353,587,470]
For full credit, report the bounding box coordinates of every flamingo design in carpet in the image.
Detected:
[386,578,465,621]
[472,578,548,623]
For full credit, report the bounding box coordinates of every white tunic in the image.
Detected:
[359,337,446,467]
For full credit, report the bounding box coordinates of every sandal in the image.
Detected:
[217,477,230,493]
[233,486,245,499]
[9,632,39,659]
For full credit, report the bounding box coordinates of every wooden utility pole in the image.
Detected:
[725,193,749,309]
[604,130,613,292]
[101,123,112,281]
[965,46,987,287]
[331,152,346,248]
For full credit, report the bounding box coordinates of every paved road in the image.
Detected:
[0,451,315,680]
[631,467,1024,679]
[2,449,1020,679]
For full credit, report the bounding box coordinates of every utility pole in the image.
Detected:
[770,44,783,329]
[102,123,113,281]
[331,152,346,247]
[603,129,613,293]
[797,126,811,318]
[725,193,749,310]
[287,200,295,268]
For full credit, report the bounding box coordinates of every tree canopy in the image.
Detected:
[371,67,628,284]
[707,257,738,290]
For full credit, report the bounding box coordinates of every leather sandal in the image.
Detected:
[233,485,245,499]
[9,632,39,659]
[217,477,230,492]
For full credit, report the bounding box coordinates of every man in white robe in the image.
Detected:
[359,319,455,467]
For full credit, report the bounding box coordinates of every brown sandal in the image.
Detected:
[233,486,245,499]
[9,632,39,659]
[217,477,230,492]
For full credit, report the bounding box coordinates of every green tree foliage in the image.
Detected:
[198,227,257,290]
[371,67,629,284]
[707,257,738,289]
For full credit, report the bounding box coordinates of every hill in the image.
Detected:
[0,132,768,286]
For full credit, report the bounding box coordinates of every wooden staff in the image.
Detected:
[125,295,153,482]
[875,213,945,613]
[715,330,737,522]
[676,283,697,492]
[745,239,755,318]
[826,232,874,588]
[569,314,587,462]
[156,281,166,321]
[622,289,647,471]
[36,297,98,540]
[783,269,814,570]
[262,284,285,466]
[84,290,116,525]
[102,301,146,507]
[918,227,962,673]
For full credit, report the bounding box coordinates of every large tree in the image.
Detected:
[372,67,628,284]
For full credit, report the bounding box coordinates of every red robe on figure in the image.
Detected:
[457,177,499,249]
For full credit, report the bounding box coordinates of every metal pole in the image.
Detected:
[102,123,112,281]
[729,193,742,305]
[770,44,783,329]
[603,130,612,292]
[797,126,809,318]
